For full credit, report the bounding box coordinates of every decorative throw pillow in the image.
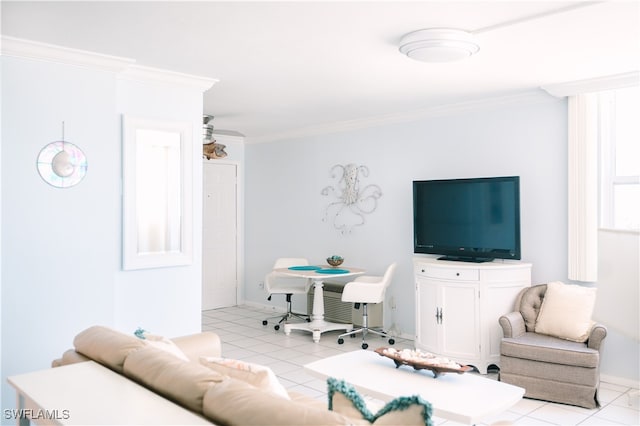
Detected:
[327,377,433,426]
[534,281,597,342]
[133,328,190,361]
[200,356,290,400]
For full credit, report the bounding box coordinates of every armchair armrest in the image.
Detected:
[499,311,526,338]
[171,331,222,362]
[587,324,607,351]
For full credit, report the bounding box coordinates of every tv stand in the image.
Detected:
[414,257,531,374]
[437,255,493,263]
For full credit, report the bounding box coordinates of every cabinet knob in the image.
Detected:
[456,272,460,276]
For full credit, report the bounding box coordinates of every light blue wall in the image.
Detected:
[244,92,638,383]
[245,92,567,324]
[0,55,206,413]
[1,58,118,415]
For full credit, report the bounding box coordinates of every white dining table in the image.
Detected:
[275,265,364,342]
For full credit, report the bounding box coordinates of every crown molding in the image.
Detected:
[541,72,640,97]
[0,36,135,72]
[1,36,217,91]
[118,65,217,91]
[246,90,553,144]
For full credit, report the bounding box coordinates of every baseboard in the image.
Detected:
[600,373,640,389]
[243,300,287,314]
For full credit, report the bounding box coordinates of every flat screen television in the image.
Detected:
[413,176,521,263]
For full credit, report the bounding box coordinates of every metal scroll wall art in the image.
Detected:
[321,163,382,234]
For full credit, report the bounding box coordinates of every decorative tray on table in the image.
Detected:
[375,347,473,378]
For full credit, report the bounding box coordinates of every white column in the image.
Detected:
[567,94,598,282]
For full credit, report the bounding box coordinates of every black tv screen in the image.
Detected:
[413,176,521,262]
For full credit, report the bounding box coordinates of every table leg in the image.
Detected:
[310,279,325,322]
[283,277,352,342]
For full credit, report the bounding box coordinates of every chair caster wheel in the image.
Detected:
[262,320,268,326]
[388,338,395,345]
[350,333,356,338]
[361,343,369,350]
[337,338,344,345]
[274,325,280,331]
[306,318,311,322]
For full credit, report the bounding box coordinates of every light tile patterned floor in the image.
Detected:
[202,305,640,425]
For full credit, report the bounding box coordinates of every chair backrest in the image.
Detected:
[516,284,548,332]
[342,262,397,304]
[265,258,310,294]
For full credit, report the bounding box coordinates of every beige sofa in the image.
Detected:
[53,326,432,425]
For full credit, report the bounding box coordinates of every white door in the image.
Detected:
[202,162,238,309]
[415,279,439,353]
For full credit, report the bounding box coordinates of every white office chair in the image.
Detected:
[337,262,397,349]
[262,257,312,331]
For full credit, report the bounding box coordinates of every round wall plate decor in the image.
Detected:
[37,141,87,188]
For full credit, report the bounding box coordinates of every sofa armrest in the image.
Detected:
[52,349,92,367]
[499,312,526,338]
[172,331,222,361]
[587,324,607,351]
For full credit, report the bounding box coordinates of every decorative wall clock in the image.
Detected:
[36,125,87,188]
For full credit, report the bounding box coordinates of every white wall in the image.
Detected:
[113,78,205,336]
[244,91,639,383]
[0,51,209,413]
[596,229,640,385]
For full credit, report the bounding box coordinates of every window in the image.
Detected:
[599,86,640,231]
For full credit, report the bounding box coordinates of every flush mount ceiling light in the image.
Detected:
[399,28,479,63]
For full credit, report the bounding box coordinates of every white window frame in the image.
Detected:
[598,89,640,232]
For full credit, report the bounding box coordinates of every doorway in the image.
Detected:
[202,162,238,309]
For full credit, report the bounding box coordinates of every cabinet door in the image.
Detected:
[415,279,438,352]
[440,282,479,360]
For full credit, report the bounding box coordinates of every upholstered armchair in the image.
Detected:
[499,283,607,409]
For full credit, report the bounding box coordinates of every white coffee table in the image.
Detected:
[276,266,364,342]
[7,361,211,425]
[304,350,524,425]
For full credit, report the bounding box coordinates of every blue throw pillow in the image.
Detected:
[327,377,433,426]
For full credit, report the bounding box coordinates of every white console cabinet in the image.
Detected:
[414,257,531,374]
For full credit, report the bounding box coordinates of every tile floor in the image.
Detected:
[202,305,640,426]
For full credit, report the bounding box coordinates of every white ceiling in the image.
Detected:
[2,1,639,142]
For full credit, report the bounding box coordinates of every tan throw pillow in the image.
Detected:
[74,325,147,373]
[200,356,290,400]
[534,281,597,342]
[202,378,355,425]
[124,347,225,414]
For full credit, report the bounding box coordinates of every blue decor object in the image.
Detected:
[316,268,350,274]
[134,327,147,339]
[327,377,433,426]
[288,265,322,271]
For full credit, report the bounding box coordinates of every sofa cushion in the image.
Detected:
[501,332,599,368]
[51,349,91,367]
[200,356,290,399]
[202,377,359,425]
[328,378,433,426]
[134,328,190,361]
[124,346,225,414]
[534,281,597,342]
[73,325,147,373]
[500,355,599,386]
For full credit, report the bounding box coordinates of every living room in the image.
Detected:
[1,1,639,423]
